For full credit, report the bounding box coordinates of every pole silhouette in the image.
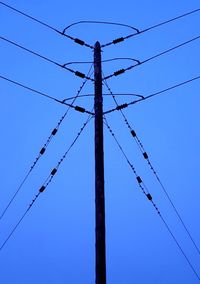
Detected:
[94,41,106,284]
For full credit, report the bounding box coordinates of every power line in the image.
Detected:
[62,20,139,34]
[104,75,200,114]
[104,35,200,80]
[62,93,143,102]
[0,36,94,81]
[0,75,94,114]
[63,57,140,66]
[103,76,200,257]
[0,114,93,251]
[0,1,93,49]
[104,117,151,196]
[1,1,199,52]
[104,117,200,281]
[101,8,200,47]
[141,8,200,34]
[0,67,93,222]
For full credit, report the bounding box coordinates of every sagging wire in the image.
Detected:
[63,57,140,66]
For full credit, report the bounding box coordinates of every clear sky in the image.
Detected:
[0,1,200,283]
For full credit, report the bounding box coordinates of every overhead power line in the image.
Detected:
[0,1,93,49]
[0,75,94,114]
[103,76,200,257]
[0,114,93,251]
[1,1,199,49]
[0,36,94,81]
[104,118,200,281]
[104,35,200,80]
[104,75,200,114]
[62,20,139,33]
[101,8,200,47]
[0,67,93,222]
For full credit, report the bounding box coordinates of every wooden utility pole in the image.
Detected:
[94,41,106,284]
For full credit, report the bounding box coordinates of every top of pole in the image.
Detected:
[94,41,101,49]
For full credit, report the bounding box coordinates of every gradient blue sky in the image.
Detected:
[0,1,200,283]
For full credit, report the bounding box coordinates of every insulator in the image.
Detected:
[114,69,125,76]
[146,193,152,201]
[75,106,85,113]
[131,130,136,137]
[39,186,45,193]
[116,103,128,110]
[74,38,85,45]
[40,147,45,155]
[143,152,148,159]
[113,37,124,44]
[136,176,142,184]
[51,168,57,175]
[75,71,85,78]
[52,128,57,135]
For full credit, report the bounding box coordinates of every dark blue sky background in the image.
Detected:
[0,1,200,283]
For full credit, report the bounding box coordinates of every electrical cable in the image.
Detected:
[103,76,200,257]
[104,117,200,281]
[0,1,93,49]
[103,117,150,195]
[1,1,199,51]
[0,66,94,221]
[103,35,200,80]
[63,57,140,66]
[62,20,139,33]
[0,113,93,251]
[0,36,94,81]
[101,8,200,47]
[62,93,143,102]
[0,75,94,114]
[103,75,200,115]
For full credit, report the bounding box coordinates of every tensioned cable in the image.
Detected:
[0,1,93,49]
[1,1,199,50]
[0,113,93,251]
[104,117,200,281]
[0,66,93,222]
[0,36,94,81]
[103,75,200,256]
[0,75,94,114]
[103,35,200,80]
[104,75,200,115]
[101,8,200,47]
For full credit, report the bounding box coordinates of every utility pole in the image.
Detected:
[94,41,106,284]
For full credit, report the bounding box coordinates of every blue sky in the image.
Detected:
[0,1,200,283]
